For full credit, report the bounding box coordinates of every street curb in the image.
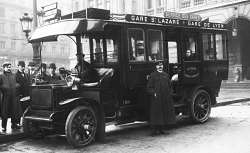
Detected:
[0,132,26,144]
[214,98,250,107]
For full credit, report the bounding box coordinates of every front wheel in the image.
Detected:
[190,89,211,123]
[65,106,97,147]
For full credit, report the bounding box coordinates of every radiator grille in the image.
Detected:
[31,88,52,108]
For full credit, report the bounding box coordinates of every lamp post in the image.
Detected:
[20,0,41,65]
[20,13,33,40]
[232,6,238,37]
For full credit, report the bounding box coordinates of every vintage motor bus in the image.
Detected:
[23,8,229,147]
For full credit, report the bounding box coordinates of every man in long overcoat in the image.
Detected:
[147,61,176,135]
[16,61,30,114]
[0,62,22,131]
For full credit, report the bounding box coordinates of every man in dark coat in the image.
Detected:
[0,62,22,132]
[16,61,30,113]
[27,61,37,85]
[147,60,176,136]
[75,54,99,83]
[16,61,29,97]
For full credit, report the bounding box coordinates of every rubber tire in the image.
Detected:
[65,106,97,147]
[190,89,211,123]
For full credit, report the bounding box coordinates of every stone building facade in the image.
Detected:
[0,0,33,69]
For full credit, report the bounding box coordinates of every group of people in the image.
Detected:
[0,61,63,132]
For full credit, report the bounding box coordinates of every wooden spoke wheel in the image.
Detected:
[190,89,211,123]
[65,106,97,147]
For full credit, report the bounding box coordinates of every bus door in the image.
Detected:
[126,28,165,92]
[180,31,201,84]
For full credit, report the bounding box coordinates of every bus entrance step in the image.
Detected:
[174,103,186,108]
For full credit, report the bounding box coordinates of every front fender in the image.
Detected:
[59,97,82,106]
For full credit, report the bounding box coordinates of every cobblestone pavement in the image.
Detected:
[1,101,250,153]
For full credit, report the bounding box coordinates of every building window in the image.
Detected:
[105,0,110,10]
[131,0,137,14]
[0,41,5,49]
[52,46,56,55]
[157,0,164,7]
[75,1,79,11]
[194,0,205,5]
[147,0,153,9]
[0,7,5,17]
[10,23,16,34]
[97,0,102,8]
[89,0,94,8]
[61,47,65,56]
[180,0,191,8]
[0,23,4,33]
[11,40,16,49]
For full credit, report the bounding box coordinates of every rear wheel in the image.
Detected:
[65,106,97,147]
[190,89,211,123]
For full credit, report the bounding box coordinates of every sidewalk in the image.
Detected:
[215,88,250,107]
[0,119,25,143]
[0,88,250,144]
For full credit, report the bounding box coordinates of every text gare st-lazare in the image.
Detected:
[130,15,180,25]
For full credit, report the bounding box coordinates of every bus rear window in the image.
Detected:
[216,34,227,60]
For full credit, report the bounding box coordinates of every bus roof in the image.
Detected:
[29,8,229,43]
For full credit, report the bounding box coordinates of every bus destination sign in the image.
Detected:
[125,14,226,29]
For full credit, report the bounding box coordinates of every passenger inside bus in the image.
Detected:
[184,37,197,61]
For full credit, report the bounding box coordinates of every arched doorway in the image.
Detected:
[227,17,250,81]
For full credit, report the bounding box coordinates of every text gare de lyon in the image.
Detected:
[128,15,225,29]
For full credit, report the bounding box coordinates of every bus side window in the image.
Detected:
[128,28,145,62]
[168,41,178,64]
[148,30,163,61]
[184,36,197,61]
[93,38,104,63]
[216,34,227,60]
[202,33,215,60]
[107,39,118,63]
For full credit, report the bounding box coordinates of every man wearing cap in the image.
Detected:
[0,62,22,132]
[48,63,61,84]
[147,60,176,136]
[59,67,70,80]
